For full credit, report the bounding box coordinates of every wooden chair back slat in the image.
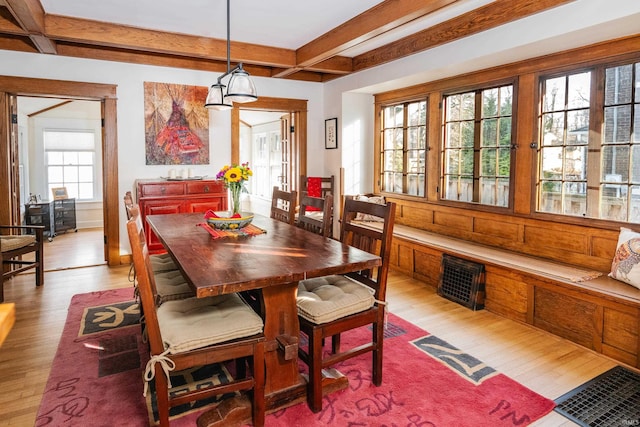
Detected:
[297,193,333,238]
[124,191,135,220]
[300,175,334,199]
[339,198,396,301]
[270,186,298,225]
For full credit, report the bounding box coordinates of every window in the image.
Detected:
[537,61,640,223]
[538,71,591,217]
[44,130,96,200]
[601,63,640,222]
[379,100,427,196]
[442,84,513,206]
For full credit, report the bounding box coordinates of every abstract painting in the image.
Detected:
[144,82,210,165]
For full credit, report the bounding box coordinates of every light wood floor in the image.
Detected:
[0,231,628,426]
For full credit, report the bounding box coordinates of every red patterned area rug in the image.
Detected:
[36,288,555,426]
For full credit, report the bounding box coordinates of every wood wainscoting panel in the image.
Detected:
[524,225,587,254]
[433,210,473,231]
[398,204,433,229]
[484,266,529,322]
[591,234,619,265]
[533,287,599,350]
[413,245,442,287]
[473,217,520,242]
[390,239,415,275]
[602,307,639,366]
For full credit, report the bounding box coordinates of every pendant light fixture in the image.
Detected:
[205,0,258,110]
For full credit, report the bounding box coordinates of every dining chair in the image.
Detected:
[127,206,193,303]
[1,225,45,303]
[124,197,177,274]
[296,198,396,412]
[124,191,135,219]
[270,186,298,225]
[296,193,334,238]
[300,175,334,199]
[126,218,266,427]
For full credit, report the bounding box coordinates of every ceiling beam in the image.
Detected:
[353,0,576,71]
[295,0,460,67]
[0,33,36,52]
[0,11,26,35]
[0,0,579,82]
[45,14,297,68]
[4,0,56,53]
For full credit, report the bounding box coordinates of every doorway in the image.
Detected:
[17,96,106,270]
[232,96,308,216]
[0,75,120,266]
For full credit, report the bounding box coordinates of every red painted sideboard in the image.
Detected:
[136,179,228,253]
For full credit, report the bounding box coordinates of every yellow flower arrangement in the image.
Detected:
[216,163,252,215]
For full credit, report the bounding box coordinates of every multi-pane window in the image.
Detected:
[379,100,427,196]
[538,72,591,216]
[44,130,96,200]
[537,61,640,223]
[442,84,513,206]
[601,63,640,222]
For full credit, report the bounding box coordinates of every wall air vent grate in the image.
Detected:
[437,254,486,310]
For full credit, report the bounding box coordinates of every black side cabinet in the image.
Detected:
[24,198,77,241]
[24,201,55,240]
[53,198,77,234]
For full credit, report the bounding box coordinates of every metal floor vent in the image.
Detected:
[554,365,640,427]
[438,254,486,310]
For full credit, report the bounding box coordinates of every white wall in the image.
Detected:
[0,52,324,253]
[341,93,374,196]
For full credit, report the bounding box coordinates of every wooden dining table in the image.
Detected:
[146,212,382,423]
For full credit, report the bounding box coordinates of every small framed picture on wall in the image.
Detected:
[325,118,338,149]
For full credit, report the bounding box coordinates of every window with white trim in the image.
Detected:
[44,130,96,200]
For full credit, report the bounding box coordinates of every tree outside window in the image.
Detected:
[442,84,513,207]
[537,62,640,223]
[379,100,427,196]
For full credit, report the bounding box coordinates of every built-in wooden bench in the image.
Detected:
[386,223,640,369]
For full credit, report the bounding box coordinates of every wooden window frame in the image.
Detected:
[377,98,428,197]
[441,82,515,207]
[537,59,640,223]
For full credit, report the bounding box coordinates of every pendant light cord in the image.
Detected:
[226,0,231,74]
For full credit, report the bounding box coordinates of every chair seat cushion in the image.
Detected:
[157,293,264,354]
[297,275,375,324]
[155,270,194,302]
[150,253,177,273]
[1,235,36,252]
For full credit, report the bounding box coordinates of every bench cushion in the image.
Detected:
[297,275,375,324]
[157,293,263,354]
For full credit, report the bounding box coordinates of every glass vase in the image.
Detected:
[230,187,241,215]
